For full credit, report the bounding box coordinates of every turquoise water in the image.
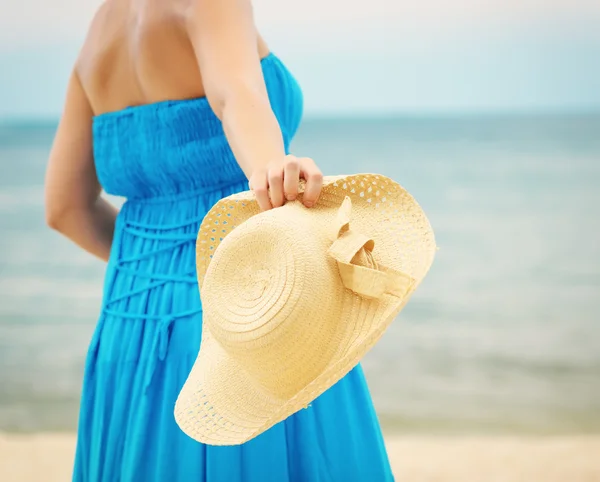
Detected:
[1,114,599,434]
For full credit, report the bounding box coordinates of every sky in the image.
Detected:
[0,0,599,118]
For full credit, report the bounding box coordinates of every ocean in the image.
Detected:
[0,114,599,434]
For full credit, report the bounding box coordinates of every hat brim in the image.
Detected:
[174,174,436,445]
[175,282,406,445]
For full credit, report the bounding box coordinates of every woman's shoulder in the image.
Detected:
[72,0,272,115]
[74,0,123,72]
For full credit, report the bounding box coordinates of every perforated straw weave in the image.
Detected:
[174,173,437,445]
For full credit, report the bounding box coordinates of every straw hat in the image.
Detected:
[174,173,436,446]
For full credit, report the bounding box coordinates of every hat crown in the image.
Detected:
[201,202,342,398]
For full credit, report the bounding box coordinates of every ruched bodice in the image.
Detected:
[92,54,303,200]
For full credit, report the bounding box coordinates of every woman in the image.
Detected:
[45,0,394,480]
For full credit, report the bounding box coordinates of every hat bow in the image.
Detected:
[327,197,414,300]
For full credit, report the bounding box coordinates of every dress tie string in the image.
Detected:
[103,216,204,392]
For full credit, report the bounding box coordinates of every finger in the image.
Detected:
[268,166,285,208]
[283,155,300,201]
[299,158,323,207]
[251,172,272,211]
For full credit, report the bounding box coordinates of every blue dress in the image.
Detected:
[73,53,394,482]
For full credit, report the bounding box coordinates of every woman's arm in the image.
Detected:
[44,71,118,262]
[186,0,323,211]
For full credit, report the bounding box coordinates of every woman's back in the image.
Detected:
[82,0,296,201]
[77,0,270,116]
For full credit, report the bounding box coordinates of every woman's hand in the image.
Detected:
[249,155,323,211]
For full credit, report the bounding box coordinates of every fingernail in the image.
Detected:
[286,194,295,201]
[304,201,313,208]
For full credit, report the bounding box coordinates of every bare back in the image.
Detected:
[76,0,270,116]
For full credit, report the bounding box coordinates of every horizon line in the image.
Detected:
[1,107,599,127]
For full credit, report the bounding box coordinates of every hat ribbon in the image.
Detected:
[327,197,415,300]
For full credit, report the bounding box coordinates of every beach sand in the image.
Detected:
[1,433,600,481]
